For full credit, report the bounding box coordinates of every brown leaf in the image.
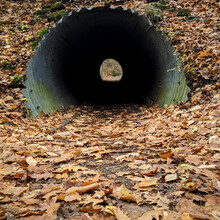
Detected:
[54,173,68,179]
[138,177,158,188]
[165,173,178,182]
[137,210,164,220]
[0,206,6,220]
[114,207,131,220]
[64,192,81,202]
[66,182,99,194]
[1,186,28,196]
[80,203,102,213]
[19,198,41,206]
[120,194,137,203]
[28,172,54,181]
[160,150,174,159]
[42,195,60,220]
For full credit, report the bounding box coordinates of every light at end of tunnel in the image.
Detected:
[100,58,123,82]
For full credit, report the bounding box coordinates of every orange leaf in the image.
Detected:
[160,152,174,159]
[198,51,208,58]
[80,203,102,212]
[57,194,65,201]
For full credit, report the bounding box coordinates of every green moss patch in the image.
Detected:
[9,74,24,88]
[42,4,53,9]
[153,2,174,11]
[31,29,48,50]
[34,8,50,16]
[1,61,15,70]
[48,10,68,22]
[177,9,191,17]
[51,3,65,12]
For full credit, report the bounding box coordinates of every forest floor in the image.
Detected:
[0,0,219,219]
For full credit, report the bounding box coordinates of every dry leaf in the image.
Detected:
[114,207,131,220]
[64,192,81,202]
[165,173,178,182]
[42,195,60,220]
[137,210,164,220]
[66,182,99,194]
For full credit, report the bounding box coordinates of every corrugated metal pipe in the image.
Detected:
[24,7,190,116]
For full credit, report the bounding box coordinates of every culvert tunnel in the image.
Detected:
[24,7,190,116]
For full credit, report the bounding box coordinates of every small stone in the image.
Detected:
[46,135,54,141]
[209,135,220,145]
[201,67,210,79]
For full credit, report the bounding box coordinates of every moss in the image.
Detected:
[26,81,59,117]
[17,24,28,32]
[9,74,24,88]
[37,29,48,39]
[42,4,53,9]
[177,9,191,17]
[34,8,50,16]
[72,1,76,6]
[48,10,68,21]
[1,61,15,70]
[145,5,163,23]
[153,3,174,11]
[112,70,121,77]
[32,29,48,50]
[51,3,65,12]
[32,40,39,50]
[0,21,7,26]
[51,0,60,3]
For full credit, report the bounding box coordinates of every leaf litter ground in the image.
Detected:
[0,0,219,219]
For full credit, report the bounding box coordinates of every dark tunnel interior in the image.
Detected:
[54,7,159,103]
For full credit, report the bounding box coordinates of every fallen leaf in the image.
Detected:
[0,206,6,220]
[105,205,116,215]
[160,151,174,159]
[1,186,28,196]
[120,194,137,203]
[28,172,54,181]
[64,192,81,202]
[114,207,131,220]
[66,182,99,194]
[198,51,208,58]
[165,173,178,182]
[80,203,102,212]
[42,195,60,220]
[137,210,164,220]
[138,177,158,188]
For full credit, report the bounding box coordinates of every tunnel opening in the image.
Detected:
[100,58,123,82]
[24,7,190,116]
